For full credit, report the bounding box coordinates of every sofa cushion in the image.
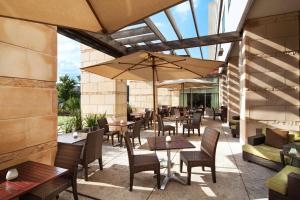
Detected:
[265,128,289,149]
[242,144,282,163]
[266,165,300,195]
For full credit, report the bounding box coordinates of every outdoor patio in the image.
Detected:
[59,118,275,200]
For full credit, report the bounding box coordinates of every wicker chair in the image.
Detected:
[127,119,143,148]
[124,132,160,191]
[22,143,83,200]
[80,129,104,181]
[97,118,120,146]
[157,114,175,136]
[182,112,201,137]
[180,128,220,185]
[143,110,151,129]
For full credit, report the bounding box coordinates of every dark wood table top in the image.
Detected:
[0,161,68,200]
[147,136,195,151]
[108,121,135,127]
[57,132,88,144]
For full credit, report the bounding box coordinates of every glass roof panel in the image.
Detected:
[194,0,217,36]
[121,23,147,31]
[188,47,202,59]
[174,49,187,55]
[151,40,162,43]
[170,1,197,39]
[201,46,209,59]
[150,12,178,41]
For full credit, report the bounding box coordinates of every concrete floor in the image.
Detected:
[60,118,275,200]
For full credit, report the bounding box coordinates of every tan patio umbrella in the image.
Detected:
[82,51,224,135]
[0,0,184,33]
[157,79,214,107]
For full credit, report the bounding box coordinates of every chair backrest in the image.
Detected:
[149,110,153,120]
[82,129,104,164]
[132,119,142,137]
[174,108,180,118]
[55,143,83,178]
[157,114,164,131]
[97,118,109,133]
[124,131,134,168]
[201,128,220,160]
[192,112,201,126]
[144,111,151,124]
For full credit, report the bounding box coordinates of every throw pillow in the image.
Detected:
[265,128,289,149]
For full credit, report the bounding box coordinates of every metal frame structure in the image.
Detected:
[58,0,245,61]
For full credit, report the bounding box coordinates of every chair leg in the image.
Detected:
[84,163,88,181]
[183,127,185,135]
[132,137,135,148]
[168,130,171,135]
[187,166,191,185]
[98,158,103,170]
[211,166,216,183]
[202,166,205,171]
[111,135,114,146]
[180,159,183,173]
[138,136,142,145]
[198,128,200,136]
[129,173,134,191]
[156,169,160,189]
[192,129,195,135]
[56,195,59,200]
[188,128,190,137]
[72,179,79,200]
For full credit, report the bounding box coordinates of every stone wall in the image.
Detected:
[227,56,240,120]
[80,45,127,121]
[240,12,300,143]
[128,80,179,111]
[219,75,228,107]
[0,17,57,169]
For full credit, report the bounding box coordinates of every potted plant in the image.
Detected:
[84,114,98,132]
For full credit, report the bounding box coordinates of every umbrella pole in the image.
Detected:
[151,56,157,137]
[190,88,192,109]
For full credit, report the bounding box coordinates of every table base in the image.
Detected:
[161,172,186,190]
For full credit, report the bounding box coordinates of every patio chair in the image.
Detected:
[124,132,160,191]
[80,129,104,181]
[180,128,220,185]
[22,143,83,200]
[127,119,143,148]
[182,112,201,137]
[143,110,151,129]
[212,107,221,120]
[157,114,175,136]
[97,118,120,146]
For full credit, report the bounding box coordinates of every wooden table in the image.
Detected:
[108,121,135,147]
[147,136,195,189]
[57,132,88,144]
[0,161,68,200]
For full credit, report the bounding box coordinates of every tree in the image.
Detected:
[57,75,78,102]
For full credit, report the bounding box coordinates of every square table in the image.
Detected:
[0,161,68,200]
[147,136,195,189]
[108,121,135,147]
[57,132,88,144]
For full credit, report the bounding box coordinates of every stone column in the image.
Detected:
[80,45,127,122]
[240,12,300,143]
[219,74,228,107]
[0,18,57,169]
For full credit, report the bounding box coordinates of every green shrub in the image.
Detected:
[63,118,75,133]
[84,114,97,128]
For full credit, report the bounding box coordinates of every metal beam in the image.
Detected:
[58,27,125,57]
[127,31,242,53]
[117,34,158,45]
[164,9,191,56]
[110,26,152,39]
[189,0,203,58]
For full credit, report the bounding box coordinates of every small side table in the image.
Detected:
[280,143,300,168]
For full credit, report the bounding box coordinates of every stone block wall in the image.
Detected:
[219,74,228,107]
[0,17,57,169]
[240,12,300,143]
[227,56,240,120]
[80,45,127,122]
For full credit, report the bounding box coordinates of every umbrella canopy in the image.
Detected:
[157,79,215,90]
[82,51,224,135]
[0,0,184,33]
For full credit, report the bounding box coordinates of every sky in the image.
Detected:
[57,0,215,80]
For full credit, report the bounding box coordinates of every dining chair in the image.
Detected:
[127,119,143,148]
[21,143,83,200]
[180,128,220,185]
[143,110,151,129]
[124,132,160,191]
[80,129,104,181]
[97,118,120,146]
[157,114,175,136]
[182,112,201,137]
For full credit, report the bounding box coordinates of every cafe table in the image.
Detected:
[57,132,88,144]
[147,136,195,190]
[0,161,68,200]
[108,121,135,147]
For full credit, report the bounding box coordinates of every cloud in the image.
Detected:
[174,1,190,15]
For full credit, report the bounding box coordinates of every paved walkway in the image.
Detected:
[60,118,275,200]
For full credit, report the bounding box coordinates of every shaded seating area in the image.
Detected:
[157,114,176,136]
[182,112,201,137]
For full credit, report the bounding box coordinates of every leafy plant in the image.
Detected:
[65,97,80,115]
[84,114,97,128]
[97,112,106,120]
[63,118,75,133]
[73,110,82,131]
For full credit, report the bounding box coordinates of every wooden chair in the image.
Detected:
[182,112,201,137]
[80,129,104,181]
[97,118,120,146]
[22,143,83,200]
[124,132,160,191]
[143,110,151,129]
[180,128,220,185]
[127,119,143,148]
[157,114,175,136]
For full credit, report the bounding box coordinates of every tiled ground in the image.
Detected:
[60,118,275,200]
